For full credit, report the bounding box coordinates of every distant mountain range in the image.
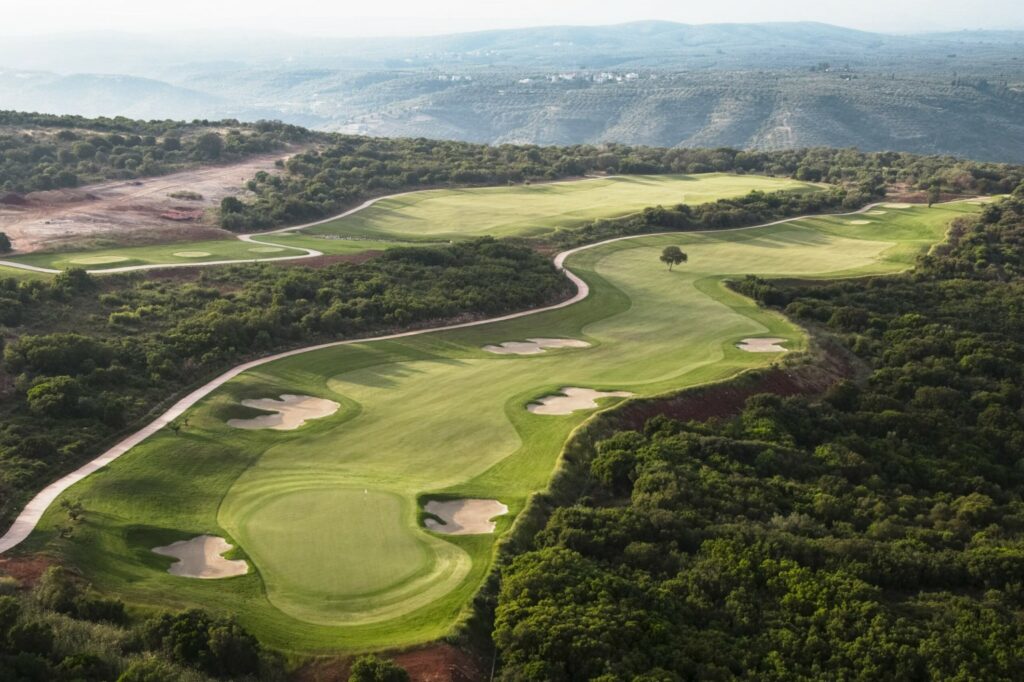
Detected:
[1,22,1023,161]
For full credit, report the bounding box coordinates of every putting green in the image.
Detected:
[31,202,980,653]
[304,173,820,241]
[233,487,472,624]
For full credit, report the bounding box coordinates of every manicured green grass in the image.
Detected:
[304,173,821,241]
[3,236,400,271]
[0,264,50,281]
[26,202,976,653]
[253,233,432,255]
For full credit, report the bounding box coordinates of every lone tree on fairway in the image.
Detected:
[660,245,688,271]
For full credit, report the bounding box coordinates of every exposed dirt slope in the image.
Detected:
[0,150,295,253]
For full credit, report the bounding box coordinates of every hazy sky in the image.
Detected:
[4,0,1022,36]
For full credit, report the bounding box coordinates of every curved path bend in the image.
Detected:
[0,179,609,275]
[0,198,973,553]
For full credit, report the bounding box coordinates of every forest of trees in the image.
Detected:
[492,187,1024,680]
[0,239,569,527]
[0,113,314,193]
[221,138,1023,231]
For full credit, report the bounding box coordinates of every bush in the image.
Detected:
[143,609,262,678]
[33,567,78,615]
[349,655,410,682]
[7,622,54,656]
[74,595,127,625]
[116,657,179,682]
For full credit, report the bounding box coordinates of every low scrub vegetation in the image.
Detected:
[548,186,855,248]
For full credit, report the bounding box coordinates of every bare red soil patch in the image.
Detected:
[395,644,488,682]
[0,553,53,587]
[290,644,487,682]
[0,149,304,253]
[160,209,204,221]
[614,337,860,430]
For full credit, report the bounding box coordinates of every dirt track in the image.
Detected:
[0,150,296,253]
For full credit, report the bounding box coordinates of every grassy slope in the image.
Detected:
[3,173,816,271]
[304,174,820,241]
[0,264,49,281]
[23,202,977,654]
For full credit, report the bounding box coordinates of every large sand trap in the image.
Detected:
[482,337,591,355]
[883,203,915,209]
[227,394,340,430]
[867,210,887,215]
[248,246,286,253]
[423,499,508,535]
[69,255,130,265]
[152,535,248,579]
[737,337,788,352]
[847,220,872,225]
[173,251,212,258]
[527,387,634,415]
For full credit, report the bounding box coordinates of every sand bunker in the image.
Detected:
[423,499,508,535]
[483,337,591,355]
[173,251,212,258]
[227,394,340,430]
[883,203,915,209]
[847,220,872,225]
[867,210,887,215]
[152,535,248,579]
[248,246,286,253]
[69,255,130,265]
[737,338,788,352]
[527,387,634,415]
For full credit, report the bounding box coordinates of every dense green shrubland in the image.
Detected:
[0,566,279,681]
[493,189,1024,680]
[548,186,855,248]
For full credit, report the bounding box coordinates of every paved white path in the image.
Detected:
[0,197,973,554]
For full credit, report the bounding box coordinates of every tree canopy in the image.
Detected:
[659,245,687,270]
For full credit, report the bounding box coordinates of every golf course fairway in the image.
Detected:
[1,173,816,272]
[302,173,819,240]
[25,200,979,653]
